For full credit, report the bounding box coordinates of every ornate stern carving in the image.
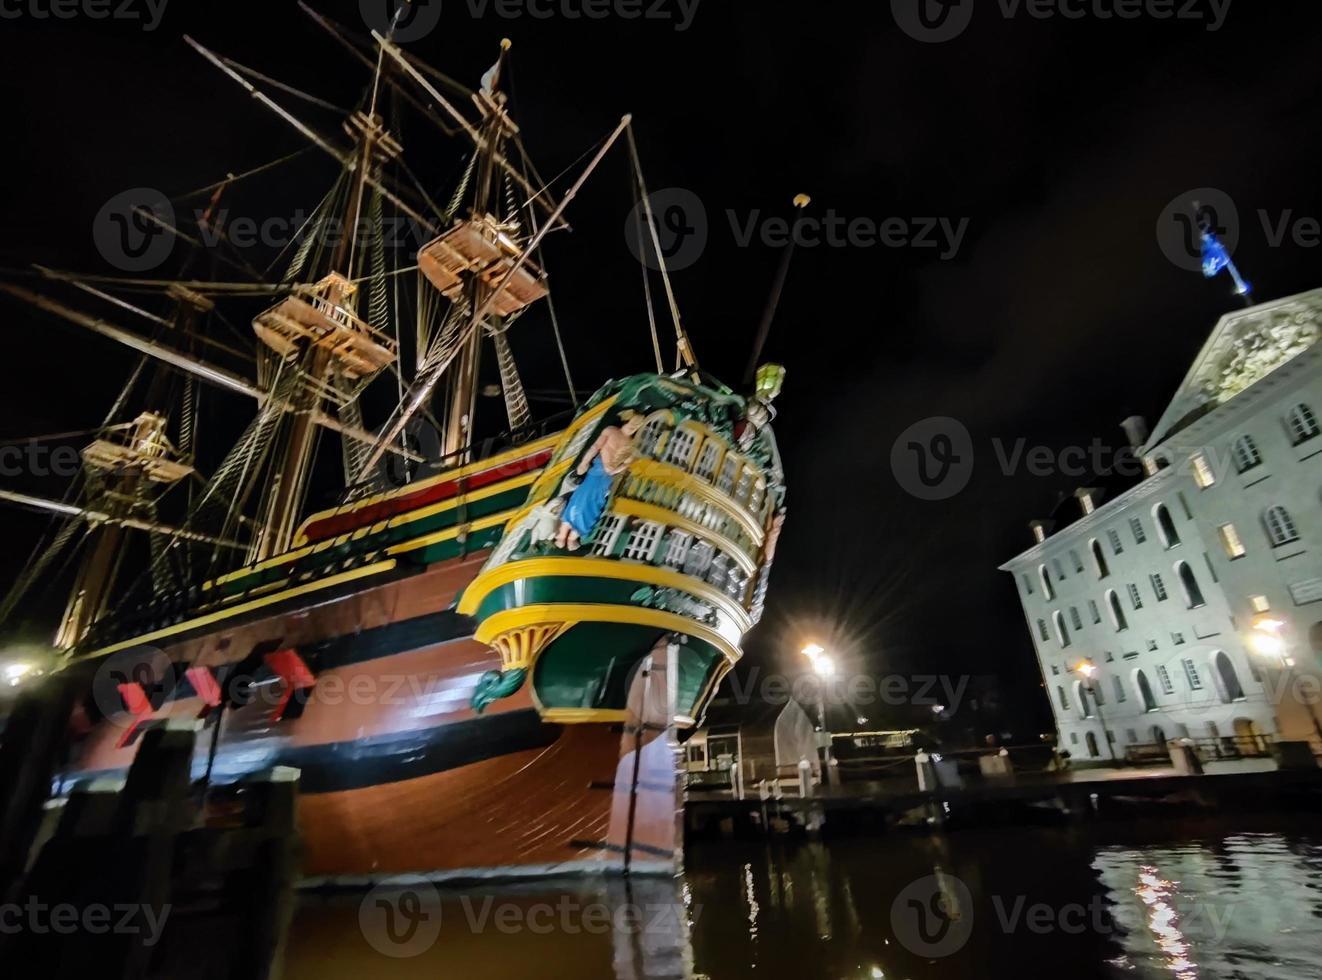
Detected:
[470,622,567,714]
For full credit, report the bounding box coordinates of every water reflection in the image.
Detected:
[283,816,1322,979]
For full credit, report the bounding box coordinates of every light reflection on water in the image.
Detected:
[282,817,1322,979]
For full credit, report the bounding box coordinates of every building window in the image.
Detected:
[1218,523,1246,559]
[1050,664,1060,675]
[1053,611,1071,648]
[665,427,698,468]
[1052,557,1066,581]
[1125,727,1138,742]
[1127,583,1144,610]
[1287,403,1320,445]
[1022,573,1034,596]
[1250,594,1270,613]
[1069,606,1083,631]
[1092,681,1105,706]
[1182,658,1203,691]
[1036,618,1049,641]
[1107,529,1124,555]
[682,540,715,578]
[1113,677,1127,703]
[1090,539,1110,579]
[661,530,692,570]
[1039,564,1055,600]
[1089,599,1101,624]
[716,456,739,495]
[1191,453,1216,489]
[1146,639,1159,652]
[694,440,721,482]
[1069,549,1084,573]
[1213,650,1246,703]
[1231,434,1262,473]
[1107,590,1128,631]
[1104,650,1114,662]
[1057,686,1070,710]
[590,515,626,556]
[1264,505,1300,547]
[1171,631,1185,645]
[1070,732,1079,745]
[1154,503,1180,548]
[1175,561,1206,609]
[637,418,668,457]
[1155,664,1175,695]
[1150,573,1168,602]
[622,521,665,562]
[1134,670,1158,711]
[1129,517,1147,544]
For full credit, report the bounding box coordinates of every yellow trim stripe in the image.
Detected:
[383,510,514,557]
[541,708,629,724]
[474,603,741,665]
[79,560,399,661]
[294,432,563,541]
[457,555,753,633]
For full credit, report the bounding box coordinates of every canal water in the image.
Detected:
[283,814,1322,979]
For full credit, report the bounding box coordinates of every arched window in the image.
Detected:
[1287,403,1320,445]
[1212,651,1245,703]
[1264,505,1300,547]
[1090,539,1109,579]
[1085,731,1100,757]
[1056,686,1070,711]
[1053,611,1071,648]
[1175,560,1205,608]
[1073,680,1092,718]
[1106,589,1128,631]
[1134,669,1158,712]
[1231,434,1262,473]
[1154,503,1180,549]
[1039,564,1055,600]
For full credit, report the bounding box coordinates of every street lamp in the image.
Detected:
[1247,614,1322,746]
[1075,659,1117,763]
[801,642,836,781]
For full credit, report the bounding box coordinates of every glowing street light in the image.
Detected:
[1246,614,1322,744]
[801,642,836,779]
[1074,658,1116,763]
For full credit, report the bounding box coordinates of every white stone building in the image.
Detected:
[1002,288,1322,761]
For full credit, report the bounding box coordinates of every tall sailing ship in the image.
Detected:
[0,8,789,884]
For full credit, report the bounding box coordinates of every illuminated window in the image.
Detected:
[1250,594,1271,613]
[1232,434,1262,473]
[1219,523,1246,559]
[622,520,664,562]
[1191,454,1216,489]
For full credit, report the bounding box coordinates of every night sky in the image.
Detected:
[3,1,1322,734]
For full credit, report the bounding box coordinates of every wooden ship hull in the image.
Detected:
[60,374,784,883]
